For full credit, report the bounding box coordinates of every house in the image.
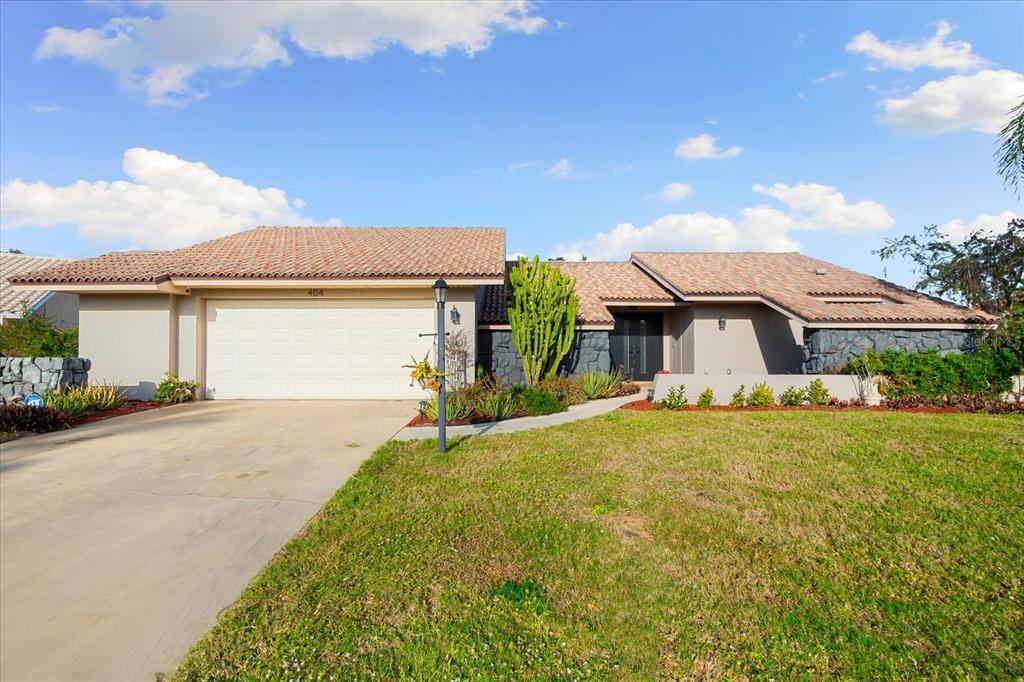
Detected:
[8,227,991,399]
[0,253,79,328]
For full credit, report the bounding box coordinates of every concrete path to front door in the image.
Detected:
[0,400,417,682]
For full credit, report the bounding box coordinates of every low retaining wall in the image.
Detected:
[0,357,90,404]
[802,328,978,374]
[652,374,864,404]
[479,330,611,384]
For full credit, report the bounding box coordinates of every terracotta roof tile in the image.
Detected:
[480,260,675,326]
[1,253,75,313]
[9,227,507,284]
[632,252,994,324]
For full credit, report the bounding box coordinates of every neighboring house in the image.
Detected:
[8,227,993,400]
[0,253,79,328]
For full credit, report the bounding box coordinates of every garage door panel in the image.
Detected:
[205,299,435,399]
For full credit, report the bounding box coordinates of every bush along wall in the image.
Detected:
[846,348,1019,399]
[0,357,90,404]
[802,328,978,374]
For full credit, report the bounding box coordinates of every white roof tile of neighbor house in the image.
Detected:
[0,253,74,315]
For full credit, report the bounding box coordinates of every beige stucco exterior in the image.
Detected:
[78,285,479,400]
[79,294,173,399]
[689,303,804,374]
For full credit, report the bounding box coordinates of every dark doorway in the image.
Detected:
[610,313,664,381]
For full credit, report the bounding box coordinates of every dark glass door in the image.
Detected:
[610,313,664,381]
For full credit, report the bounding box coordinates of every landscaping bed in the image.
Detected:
[622,398,1023,414]
[0,400,160,441]
[174,410,1023,680]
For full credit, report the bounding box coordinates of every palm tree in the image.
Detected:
[996,98,1024,199]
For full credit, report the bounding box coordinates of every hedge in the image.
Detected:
[845,348,1020,399]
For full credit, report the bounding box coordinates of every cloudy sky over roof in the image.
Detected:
[0,1,1020,288]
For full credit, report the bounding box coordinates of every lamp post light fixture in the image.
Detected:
[433,277,449,453]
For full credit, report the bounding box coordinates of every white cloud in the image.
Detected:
[752,182,894,233]
[31,104,62,113]
[939,210,1019,242]
[612,163,633,175]
[507,161,537,171]
[552,182,892,260]
[553,209,798,261]
[846,20,985,72]
[36,1,546,105]
[674,134,742,160]
[543,158,573,178]
[659,182,692,201]
[814,71,847,82]
[880,68,1024,134]
[0,147,314,249]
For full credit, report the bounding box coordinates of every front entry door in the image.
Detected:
[610,313,664,381]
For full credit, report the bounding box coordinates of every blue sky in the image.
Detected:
[1,1,1021,288]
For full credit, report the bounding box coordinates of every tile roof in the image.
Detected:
[632,252,994,324]
[480,260,676,326]
[1,253,75,314]
[9,227,507,284]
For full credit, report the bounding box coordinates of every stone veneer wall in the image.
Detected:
[801,329,978,374]
[0,357,90,404]
[478,330,612,384]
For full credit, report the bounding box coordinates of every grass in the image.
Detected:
[0,431,19,443]
[175,411,1024,680]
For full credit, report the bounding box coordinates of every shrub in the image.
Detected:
[459,375,506,410]
[577,368,625,400]
[154,372,199,404]
[698,387,715,409]
[539,375,587,406]
[843,348,1018,399]
[45,383,127,417]
[779,385,807,407]
[0,404,72,433]
[0,312,78,357]
[422,392,472,423]
[509,385,567,416]
[658,385,688,409]
[746,382,776,407]
[728,385,746,408]
[807,378,831,406]
[617,381,641,397]
[478,391,518,420]
[507,256,579,386]
[883,394,1024,414]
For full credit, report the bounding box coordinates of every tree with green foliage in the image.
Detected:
[0,311,78,357]
[507,255,579,386]
[996,98,1024,199]
[876,219,1022,316]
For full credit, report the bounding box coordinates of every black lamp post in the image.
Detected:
[433,277,449,453]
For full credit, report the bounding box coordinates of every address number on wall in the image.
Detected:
[307,288,325,297]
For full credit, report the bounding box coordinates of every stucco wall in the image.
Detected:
[36,292,79,328]
[665,307,694,374]
[692,303,804,375]
[478,329,611,384]
[79,294,172,400]
[801,328,979,374]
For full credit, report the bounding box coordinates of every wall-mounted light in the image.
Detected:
[718,315,727,331]
[450,305,461,325]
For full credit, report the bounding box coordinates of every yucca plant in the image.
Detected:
[578,368,625,400]
[478,391,518,420]
[422,392,471,423]
[45,383,127,417]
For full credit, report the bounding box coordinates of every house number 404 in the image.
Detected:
[307,288,325,297]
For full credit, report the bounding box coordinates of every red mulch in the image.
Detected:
[619,400,982,414]
[406,410,529,427]
[73,401,160,426]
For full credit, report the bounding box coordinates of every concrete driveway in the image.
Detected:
[0,400,416,682]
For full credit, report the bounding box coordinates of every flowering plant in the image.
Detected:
[403,352,444,392]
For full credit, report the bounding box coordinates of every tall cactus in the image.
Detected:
[507,256,579,386]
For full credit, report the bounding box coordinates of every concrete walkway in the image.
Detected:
[0,400,416,682]
[392,393,639,441]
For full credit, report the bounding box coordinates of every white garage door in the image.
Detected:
[205,299,436,399]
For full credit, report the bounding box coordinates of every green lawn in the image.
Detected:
[175,411,1023,680]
